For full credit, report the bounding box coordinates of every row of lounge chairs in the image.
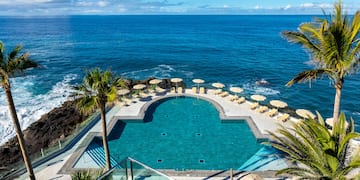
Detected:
[249,102,290,122]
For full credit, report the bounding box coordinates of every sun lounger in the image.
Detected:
[199,87,206,94]
[192,87,197,93]
[249,102,259,110]
[236,97,245,104]
[156,87,166,93]
[267,108,278,117]
[278,113,290,122]
[256,106,268,113]
[140,92,149,98]
[214,89,222,95]
[220,91,229,97]
[170,87,176,93]
[177,87,183,93]
[227,95,238,101]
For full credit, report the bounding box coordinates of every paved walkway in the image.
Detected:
[18,88,301,180]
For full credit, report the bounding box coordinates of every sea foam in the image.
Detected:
[0,74,77,145]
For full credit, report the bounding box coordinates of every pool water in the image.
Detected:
[97,96,265,170]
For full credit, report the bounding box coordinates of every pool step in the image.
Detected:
[85,141,120,168]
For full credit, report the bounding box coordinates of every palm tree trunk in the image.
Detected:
[100,102,111,171]
[4,83,35,180]
[333,81,343,123]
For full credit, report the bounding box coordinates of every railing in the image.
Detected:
[1,109,103,179]
[97,157,174,180]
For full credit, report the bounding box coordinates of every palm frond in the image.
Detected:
[286,69,333,86]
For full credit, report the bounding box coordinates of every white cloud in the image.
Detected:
[223,5,229,8]
[284,4,291,10]
[254,5,261,10]
[77,2,93,7]
[97,1,108,7]
[300,3,315,8]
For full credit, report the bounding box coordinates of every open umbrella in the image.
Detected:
[251,94,266,102]
[296,109,316,119]
[171,78,183,90]
[149,79,162,85]
[133,84,146,90]
[212,82,225,89]
[229,87,243,94]
[117,89,130,96]
[270,100,288,109]
[325,117,348,127]
[192,78,205,89]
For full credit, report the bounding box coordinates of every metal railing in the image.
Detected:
[97,157,174,180]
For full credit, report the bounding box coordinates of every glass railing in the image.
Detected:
[97,157,174,180]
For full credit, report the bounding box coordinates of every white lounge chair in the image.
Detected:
[177,87,183,93]
[250,102,259,110]
[199,87,206,94]
[257,106,268,113]
[267,108,278,117]
[236,97,245,104]
[192,87,197,93]
[278,113,290,122]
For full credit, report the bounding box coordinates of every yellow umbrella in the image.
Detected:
[326,117,348,127]
[171,78,183,90]
[149,79,162,85]
[192,78,205,89]
[296,109,315,119]
[212,82,225,89]
[117,89,130,95]
[229,87,243,94]
[251,94,266,102]
[270,100,288,109]
[133,84,146,90]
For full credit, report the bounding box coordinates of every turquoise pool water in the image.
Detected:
[92,96,267,170]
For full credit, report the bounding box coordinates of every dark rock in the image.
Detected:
[0,100,88,174]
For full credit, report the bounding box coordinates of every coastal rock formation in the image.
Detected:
[0,100,87,173]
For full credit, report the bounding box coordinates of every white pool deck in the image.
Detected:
[18,88,354,180]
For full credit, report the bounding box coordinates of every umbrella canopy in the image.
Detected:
[325,117,348,127]
[133,84,146,90]
[149,79,162,85]
[270,100,288,108]
[192,78,205,84]
[117,89,130,95]
[170,78,183,83]
[229,87,243,94]
[296,109,316,119]
[212,82,225,89]
[251,94,266,102]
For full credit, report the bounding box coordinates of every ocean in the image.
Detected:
[0,15,359,144]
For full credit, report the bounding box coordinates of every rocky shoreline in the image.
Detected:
[0,78,185,175]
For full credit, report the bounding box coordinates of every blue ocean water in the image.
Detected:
[0,15,359,144]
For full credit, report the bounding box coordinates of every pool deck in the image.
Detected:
[18,89,306,180]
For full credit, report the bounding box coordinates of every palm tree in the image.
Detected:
[0,42,37,179]
[282,1,360,122]
[266,112,360,179]
[74,68,125,171]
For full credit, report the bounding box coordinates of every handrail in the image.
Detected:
[128,157,174,180]
[97,157,174,180]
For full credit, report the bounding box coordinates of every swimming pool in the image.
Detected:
[84,96,273,170]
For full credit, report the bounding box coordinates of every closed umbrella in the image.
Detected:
[270,100,288,109]
[296,109,315,119]
[251,94,266,102]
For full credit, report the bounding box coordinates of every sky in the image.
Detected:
[0,0,359,16]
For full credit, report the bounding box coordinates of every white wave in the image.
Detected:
[242,82,280,96]
[0,74,77,145]
[121,64,194,80]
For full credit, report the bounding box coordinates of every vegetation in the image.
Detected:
[266,112,360,179]
[0,41,37,179]
[73,68,125,171]
[282,1,360,122]
[71,169,102,180]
